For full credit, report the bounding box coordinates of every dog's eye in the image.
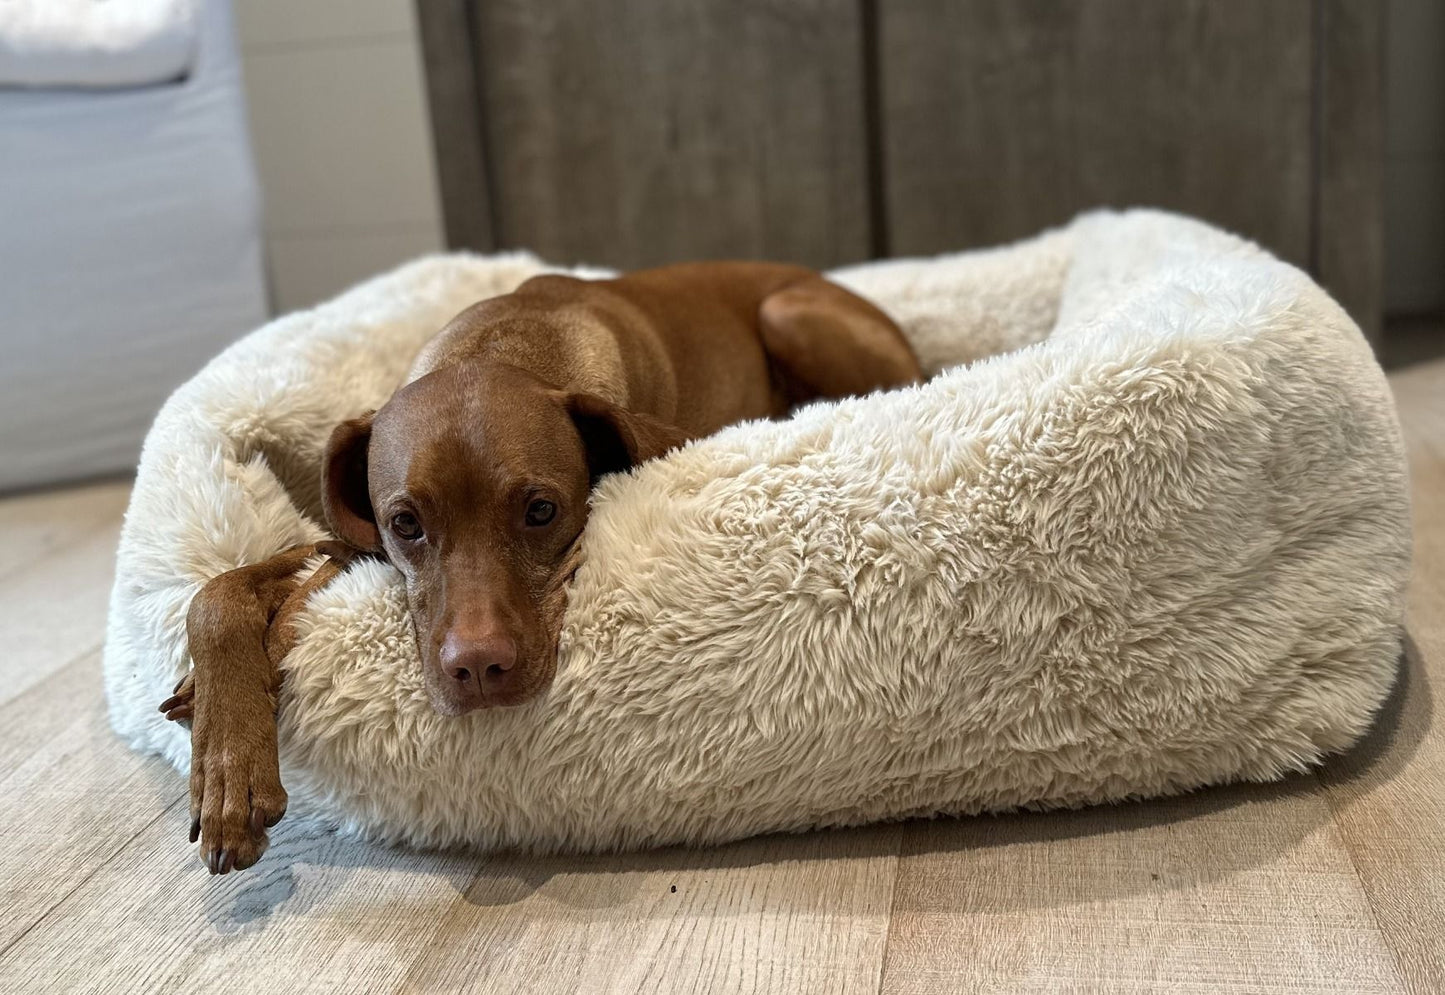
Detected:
[390,512,423,541]
[524,499,556,527]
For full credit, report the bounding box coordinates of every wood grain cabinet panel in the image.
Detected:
[877,0,1315,263]
[457,0,873,270]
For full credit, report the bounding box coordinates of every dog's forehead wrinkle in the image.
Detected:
[392,419,578,523]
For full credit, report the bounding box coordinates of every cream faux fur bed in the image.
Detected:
[104,209,1411,853]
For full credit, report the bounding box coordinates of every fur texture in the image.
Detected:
[104,210,1411,852]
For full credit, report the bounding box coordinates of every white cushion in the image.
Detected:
[0,0,196,89]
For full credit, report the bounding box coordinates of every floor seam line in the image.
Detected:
[872,827,906,995]
[1314,773,1415,990]
[0,792,186,964]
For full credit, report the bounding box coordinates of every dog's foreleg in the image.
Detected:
[160,543,352,874]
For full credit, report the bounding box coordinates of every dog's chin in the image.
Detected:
[425,692,484,717]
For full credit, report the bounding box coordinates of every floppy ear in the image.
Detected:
[321,412,381,552]
[562,392,689,482]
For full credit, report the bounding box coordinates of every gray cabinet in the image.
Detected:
[418,0,1383,339]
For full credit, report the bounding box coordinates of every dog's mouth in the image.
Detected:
[437,684,542,714]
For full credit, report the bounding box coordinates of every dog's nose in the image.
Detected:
[439,632,518,687]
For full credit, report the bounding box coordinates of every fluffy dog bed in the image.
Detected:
[104,209,1411,852]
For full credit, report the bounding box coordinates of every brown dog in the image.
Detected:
[164,262,922,873]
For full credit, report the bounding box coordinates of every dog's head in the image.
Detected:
[321,361,685,715]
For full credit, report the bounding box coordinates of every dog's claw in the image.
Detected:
[189,817,200,843]
[160,672,197,723]
[219,849,234,874]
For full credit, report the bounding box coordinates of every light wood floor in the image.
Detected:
[1,359,1442,994]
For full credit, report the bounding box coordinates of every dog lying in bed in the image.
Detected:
[159,261,922,874]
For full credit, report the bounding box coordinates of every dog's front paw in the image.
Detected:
[187,690,288,875]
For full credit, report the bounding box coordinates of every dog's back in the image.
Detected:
[410,262,821,436]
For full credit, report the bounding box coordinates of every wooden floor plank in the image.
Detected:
[877,784,1403,993]
[1312,359,1445,995]
[0,671,182,953]
[0,478,130,580]
[0,505,127,707]
[0,651,104,785]
[0,787,899,995]
[0,812,486,995]
[399,826,900,995]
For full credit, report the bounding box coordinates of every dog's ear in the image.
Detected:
[321,412,381,552]
[562,392,689,482]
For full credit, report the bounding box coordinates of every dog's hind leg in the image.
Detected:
[758,276,924,406]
